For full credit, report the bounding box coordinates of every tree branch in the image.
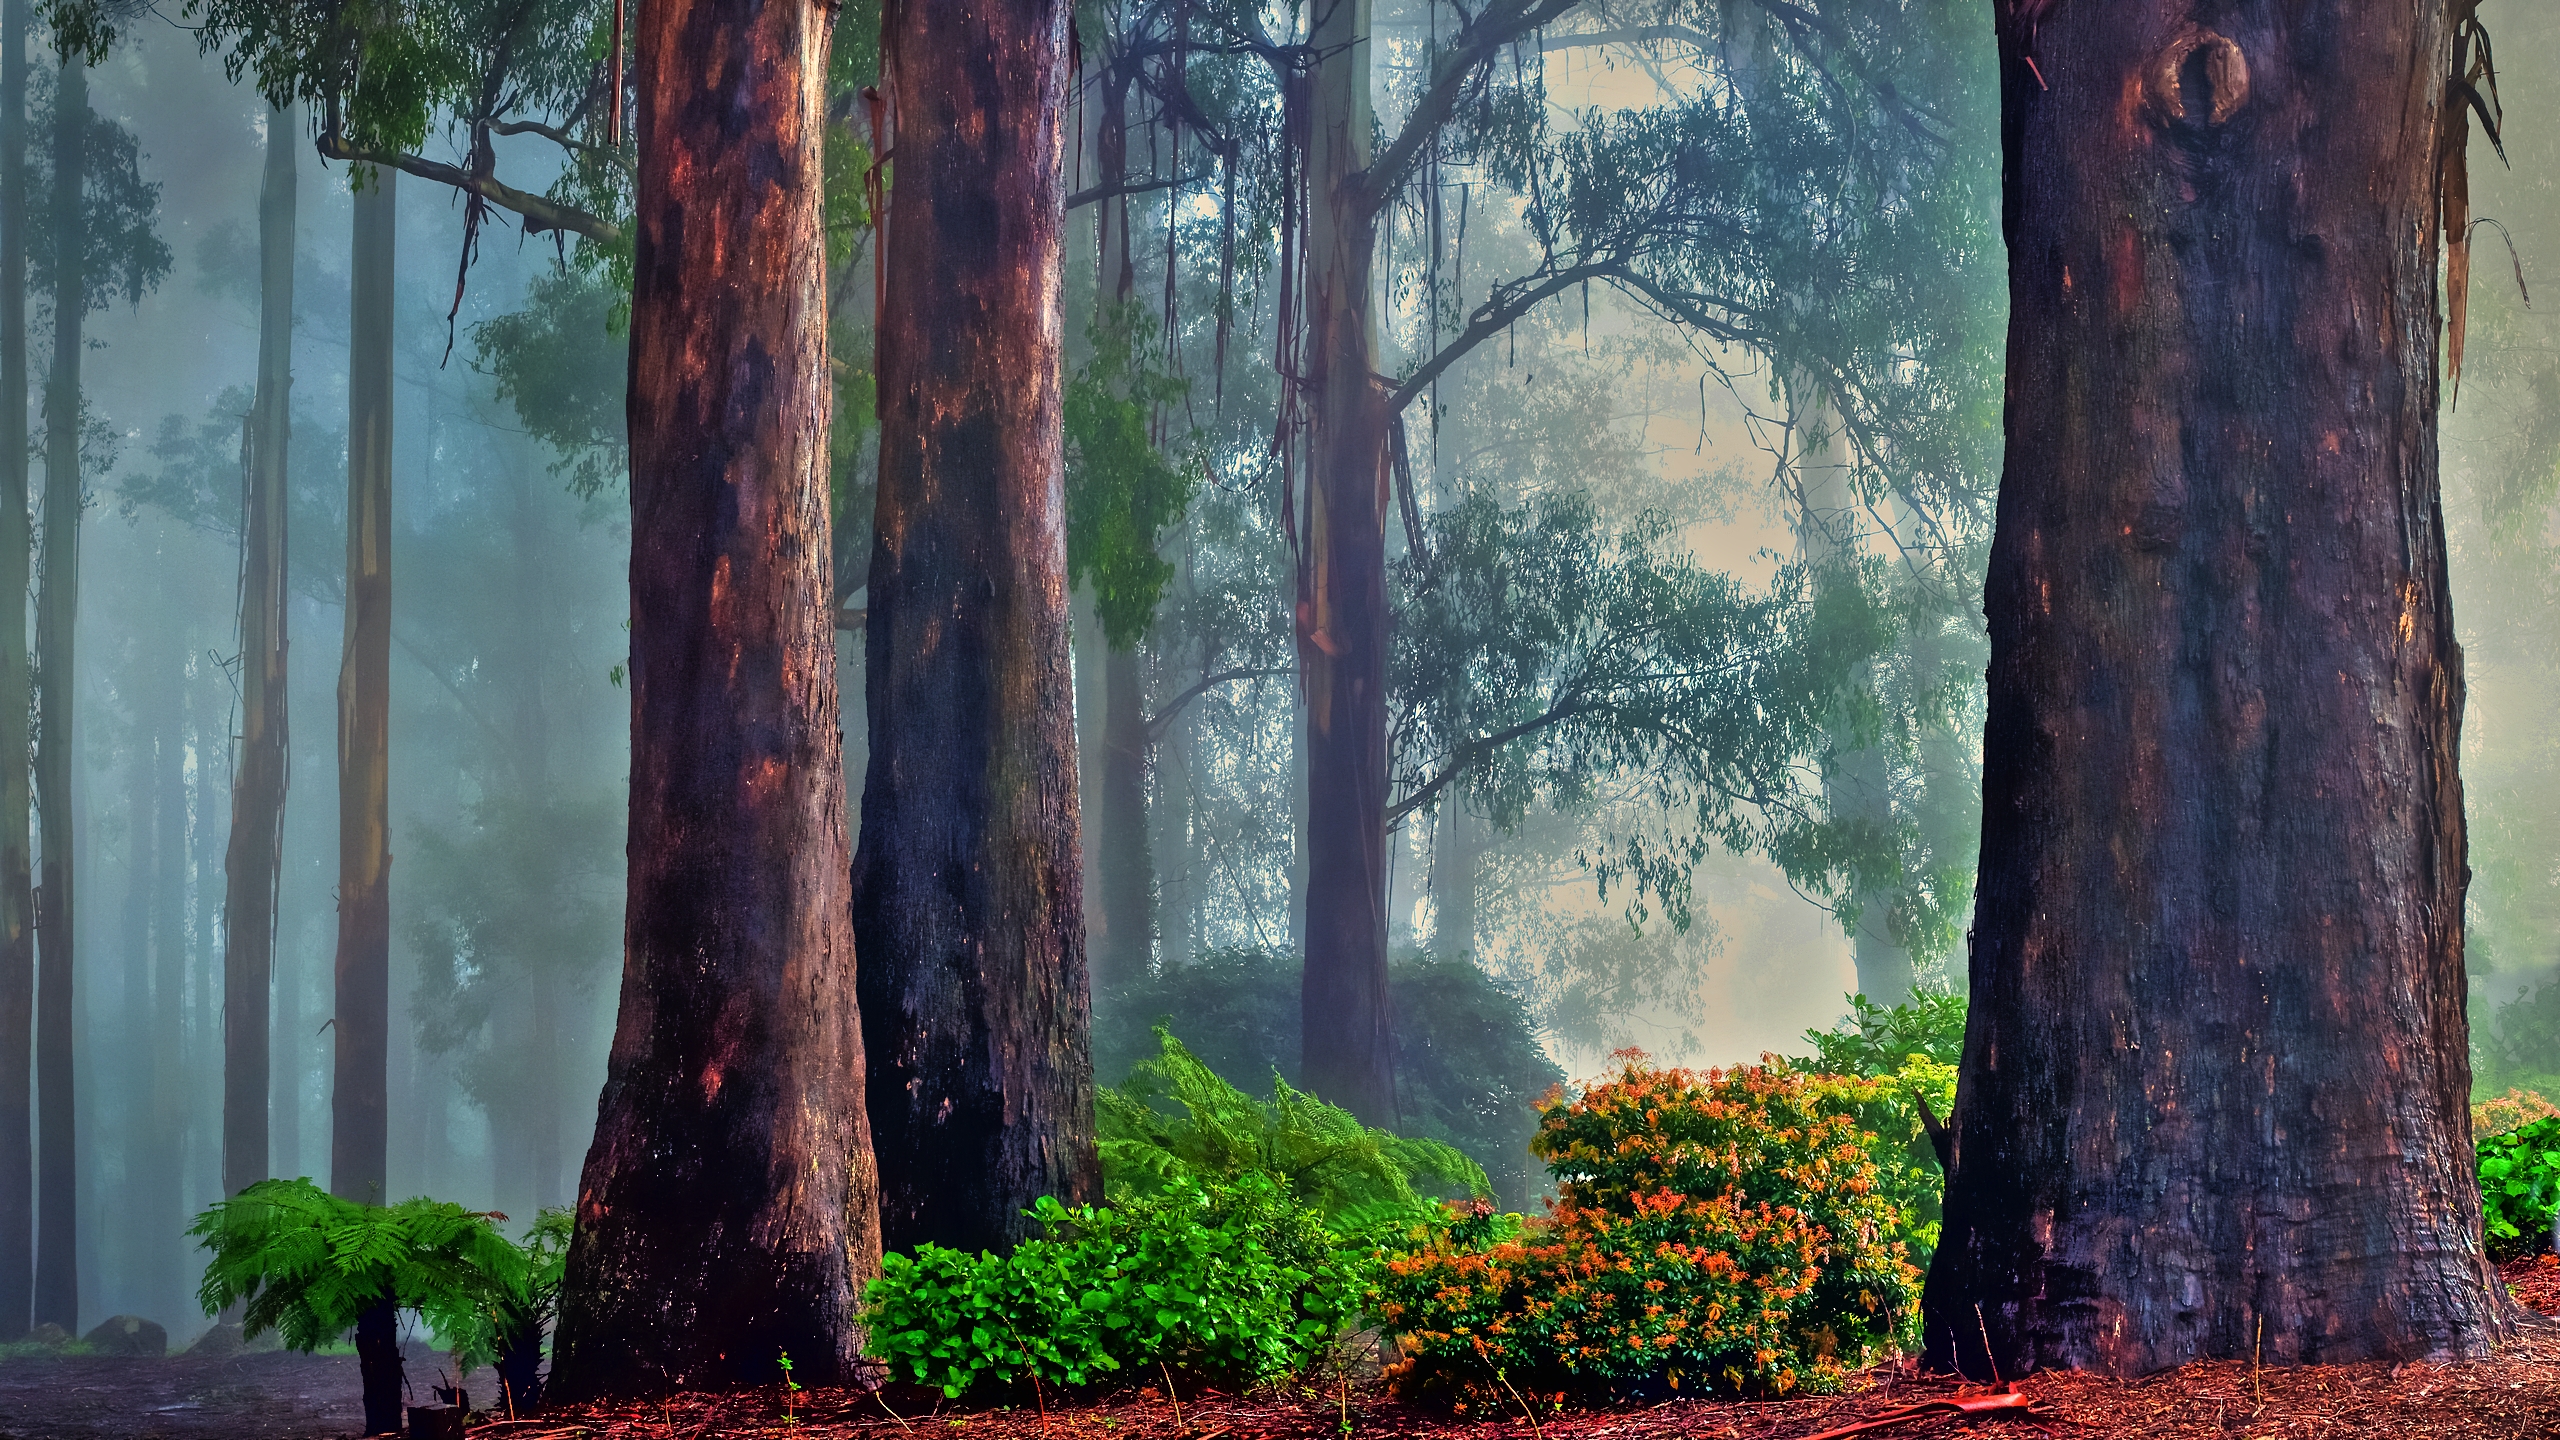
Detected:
[1386,260,1623,415]
[1068,170,1208,212]
[317,133,622,244]
[488,116,633,173]
[1147,665,1293,740]
[1364,0,1585,219]
[1385,697,1596,829]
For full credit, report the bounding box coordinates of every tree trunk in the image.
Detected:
[1094,645,1151,987]
[856,0,1097,1256]
[1922,3,2513,1375]
[549,0,879,1396]
[1296,0,1395,1126]
[1430,800,1478,964]
[0,0,33,1343]
[353,1293,401,1436]
[223,102,294,1203]
[32,52,83,1333]
[330,168,392,1210]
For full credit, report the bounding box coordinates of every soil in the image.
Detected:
[0,1262,2551,1440]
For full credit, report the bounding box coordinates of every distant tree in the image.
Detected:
[855,0,1097,1257]
[0,0,34,1345]
[1924,1,2515,1372]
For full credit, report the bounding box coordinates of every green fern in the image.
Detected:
[190,1178,527,1366]
[1099,1028,1490,1230]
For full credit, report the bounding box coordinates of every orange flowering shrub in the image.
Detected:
[1377,1054,1920,1403]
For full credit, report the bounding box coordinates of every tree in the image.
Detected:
[0,0,31,1346]
[854,0,1098,1255]
[547,0,878,1396]
[1921,2,2516,1373]
[223,100,295,1207]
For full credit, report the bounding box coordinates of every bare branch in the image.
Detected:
[489,116,633,173]
[317,133,622,244]
[1147,665,1293,739]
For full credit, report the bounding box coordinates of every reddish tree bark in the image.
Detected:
[331,169,393,1212]
[0,0,34,1344]
[551,0,878,1397]
[855,0,1098,1256]
[1923,1,2514,1375]
[224,100,294,1204]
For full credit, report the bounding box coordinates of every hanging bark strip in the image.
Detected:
[608,0,624,146]
[1924,1,2515,1374]
[550,0,878,1396]
[855,0,1097,1257]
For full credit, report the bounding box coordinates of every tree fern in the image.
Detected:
[1099,1029,1490,1230]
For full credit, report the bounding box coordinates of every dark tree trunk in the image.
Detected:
[1923,3,2513,1375]
[1094,646,1151,988]
[353,1293,401,1436]
[0,0,33,1344]
[331,169,392,1210]
[1296,0,1395,1127]
[550,0,879,1396]
[223,101,294,1202]
[856,0,1098,1256]
[31,53,83,1334]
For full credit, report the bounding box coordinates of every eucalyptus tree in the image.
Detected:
[0,0,31,1345]
[1924,1,2513,1371]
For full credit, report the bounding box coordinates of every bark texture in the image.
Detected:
[31,53,81,1333]
[0,0,33,1343]
[331,169,392,1209]
[550,0,879,1396]
[856,0,1098,1256]
[1923,1,2512,1376]
[1296,0,1395,1126]
[224,102,294,1203]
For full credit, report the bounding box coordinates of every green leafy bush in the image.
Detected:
[2481,1115,2560,1261]
[1377,1056,1921,1403]
[861,1175,1369,1398]
[1101,1028,1488,1231]
[1799,987,1968,1074]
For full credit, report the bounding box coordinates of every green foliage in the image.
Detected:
[2481,1116,2560,1261]
[1092,948,1563,1209]
[1100,1029,1487,1233]
[426,1207,572,1374]
[26,71,171,318]
[1799,987,1968,1076]
[1378,1057,1921,1404]
[189,1179,524,1365]
[1066,304,1197,649]
[862,1176,1368,1398]
[472,265,630,497]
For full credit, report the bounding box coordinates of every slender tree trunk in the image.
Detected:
[32,52,84,1333]
[331,169,392,1211]
[1297,0,1395,1125]
[116,661,154,1302]
[856,0,1097,1256]
[0,0,32,1343]
[550,0,879,1395]
[1095,646,1150,986]
[1430,800,1478,964]
[223,102,294,1203]
[1923,3,2513,1375]
[150,637,186,1309]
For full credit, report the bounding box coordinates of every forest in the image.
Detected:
[0,0,2555,1437]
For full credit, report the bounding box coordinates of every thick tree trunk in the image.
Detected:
[31,53,82,1333]
[223,102,294,1203]
[331,169,393,1210]
[1093,646,1150,987]
[856,0,1097,1256]
[1922,4,2513,1375]
[550,0,879,1396]
[1296,0,1395,1126]
[353,1293,401,1436]
[0,0,33,1344]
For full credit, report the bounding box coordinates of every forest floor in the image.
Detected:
[0,1262,2554,1440]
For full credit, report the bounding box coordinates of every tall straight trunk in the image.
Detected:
[856,0,1096,1256]
[115,669,153,1301]
[1094,646,1150,986]
[1923,3,2512,1375]
[0,0,31,1343]
[330,169,392,1211]
[1793,406,1911,1005]
[1296,0,1395,1126]
[1430,800,1478,964]
[223,102,293,1203]
[31,52,83,1333]
[550,0,879,1395]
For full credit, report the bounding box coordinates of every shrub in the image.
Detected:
[2481,1115,2560,1261]
[1377,1055,1921,1403]
[861,1174,1371,1398]
[2476,1087,2560,1139]
[1101,1028,1488,1231]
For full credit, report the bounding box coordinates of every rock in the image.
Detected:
[26,1322,69,1347]
[81,1314,167,1356]
[183,1321,244,1358]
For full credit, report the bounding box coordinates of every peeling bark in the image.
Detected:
[1923,1,2513,1375]
[551,0,878,1397]
[856,0,1098,1256]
